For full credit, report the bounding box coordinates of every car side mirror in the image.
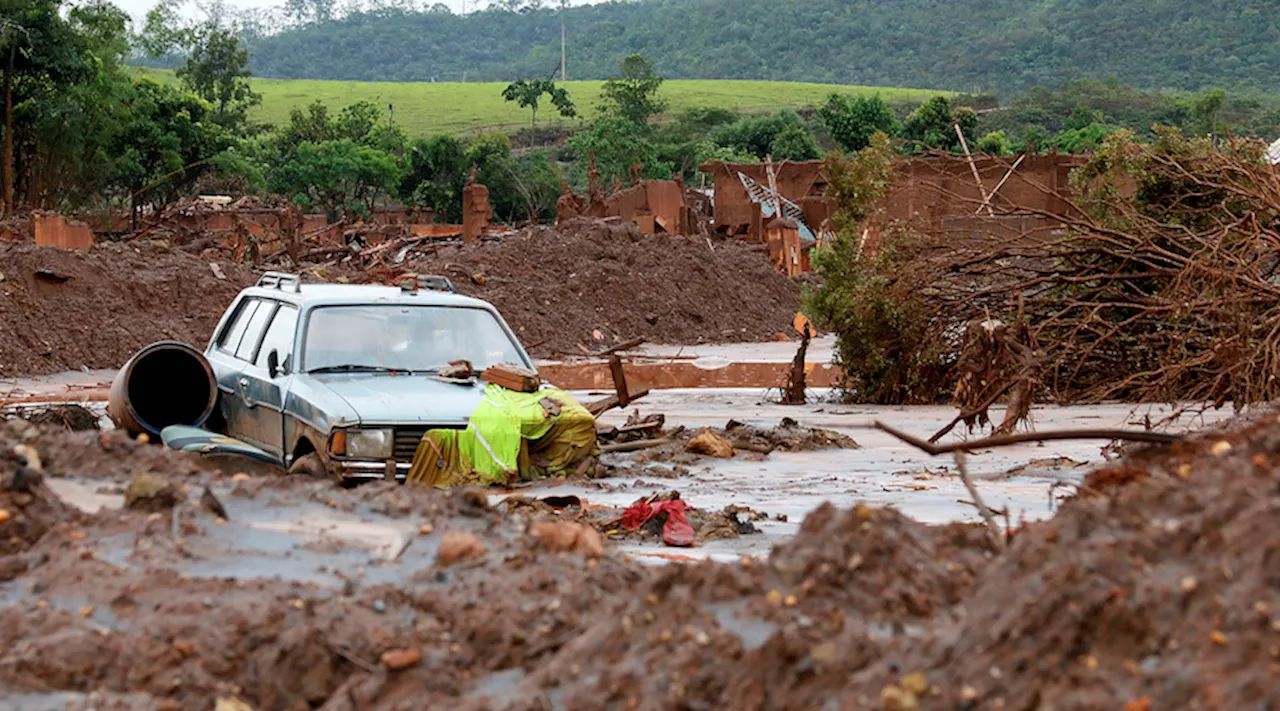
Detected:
[267,349,281,379]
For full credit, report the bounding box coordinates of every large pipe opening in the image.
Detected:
[109,342,217,437]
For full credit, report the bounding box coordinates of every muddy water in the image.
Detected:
[556,388,1232,561]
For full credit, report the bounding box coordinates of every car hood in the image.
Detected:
[311,374,487,425]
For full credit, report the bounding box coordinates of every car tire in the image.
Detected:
[288,452,337,481]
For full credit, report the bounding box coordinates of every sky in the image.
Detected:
[113,0,567,25]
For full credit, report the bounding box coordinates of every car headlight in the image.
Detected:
[332,428,393,459]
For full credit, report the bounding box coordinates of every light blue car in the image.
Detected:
[203,272,534,480]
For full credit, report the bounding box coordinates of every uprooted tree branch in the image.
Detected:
[808,127,1280,415]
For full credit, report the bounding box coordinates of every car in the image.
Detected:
[203,271,534,480]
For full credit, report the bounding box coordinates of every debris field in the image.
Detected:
[2,402,1279,709]
[0,218,803,380]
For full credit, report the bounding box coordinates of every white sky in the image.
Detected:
[114,0,568,25]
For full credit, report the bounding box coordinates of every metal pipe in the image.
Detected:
[108,341,217,437]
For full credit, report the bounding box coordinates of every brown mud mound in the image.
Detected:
[0,241,255,377]
[399,218,803,354]
[6,411,1280,709]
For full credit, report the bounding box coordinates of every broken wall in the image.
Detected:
[33,212,93,250]
[699,160,827,236]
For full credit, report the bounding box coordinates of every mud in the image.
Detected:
[622,416,860,465]
[1,220,805,379]
[3,405,1279,709]
[0,241,255,378]
[394,218,804,355]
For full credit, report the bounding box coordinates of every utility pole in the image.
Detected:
[561,18,566,81]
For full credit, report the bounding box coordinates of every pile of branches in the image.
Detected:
[902,129,1280,407]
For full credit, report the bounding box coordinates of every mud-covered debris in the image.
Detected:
[22,405,100,431]
[686,428,734,458]
[530,520,604,557]
[436,531,486,565]
[724,417,859,452]
[124,471,179,512]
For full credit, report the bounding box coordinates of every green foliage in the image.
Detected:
[272,139,403,219]
[501,78,576,128]
[1185,88,1226,136]
[0,0,232,214]
[140,0,261,129]
[235,0,1280,96]
[111,78,227,206]
[569,115,672,187]
[818,94,901,153]
[1049,122,1115,153]
[712,110,817,160]
[768,123,820,161]
[600,54,667,125]
[804,133,948,403]
[976,130,1012,156]
[402,134,470,221]
[902,96,978,152]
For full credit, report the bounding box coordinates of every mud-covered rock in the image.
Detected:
[124,471,179,511]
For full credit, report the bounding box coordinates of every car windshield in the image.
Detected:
[302,305,525,373]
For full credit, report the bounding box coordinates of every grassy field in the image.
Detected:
[132,68,948,136]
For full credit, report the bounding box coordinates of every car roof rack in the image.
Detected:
[398,274,457,294]
[257,271,302,293]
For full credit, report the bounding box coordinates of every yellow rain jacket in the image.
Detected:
[406,384,597,488]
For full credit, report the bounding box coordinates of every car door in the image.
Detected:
[236,303,300,458]
[207,296,263,432]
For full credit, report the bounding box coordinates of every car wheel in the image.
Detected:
[288,452,337,481]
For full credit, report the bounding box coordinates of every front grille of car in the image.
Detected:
[392,424,465,461]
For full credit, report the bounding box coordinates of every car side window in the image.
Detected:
[256,304,299,373]
[235,300,277,363]
[217,298,259,355]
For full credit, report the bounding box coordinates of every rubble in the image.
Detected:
[685,428,735,458]
[0,217,802,379]
[0,405,1277,708]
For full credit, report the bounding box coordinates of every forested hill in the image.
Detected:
[244,0,1280,93]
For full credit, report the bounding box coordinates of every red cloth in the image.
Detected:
[620,499,694,547]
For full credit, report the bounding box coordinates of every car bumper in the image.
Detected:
[334,459,412,480]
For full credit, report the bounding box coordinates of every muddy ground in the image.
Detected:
[392,219,804,355]
[1,219,805,379]
[2,404,1279,709]
[0,241,255,378]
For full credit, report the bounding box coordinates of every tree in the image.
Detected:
[818,94,901,153]
[977,130,1012,155]
[1187,88,1226,136]
[401,134,470,221]
[902,96,978,152]
[273,139,402,220]
[141,0,262,129]
[600,54,667,125]
[501,78,575,129]
[111,79,225,225]
[769,123,820,160]
[712,111,814,160]
[569,115,672,187]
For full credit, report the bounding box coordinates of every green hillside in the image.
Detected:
[233,0,1280,94]
[132,68,943,135]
